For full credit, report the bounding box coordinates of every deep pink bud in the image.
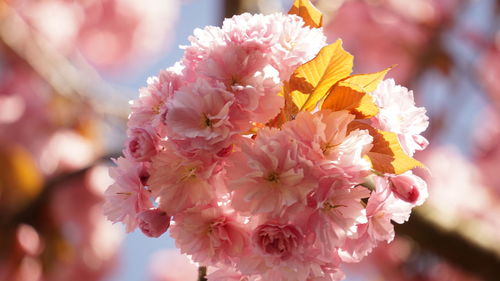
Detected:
[125,128,159,162]
[138,209,171,238]
[389,175,421,204]
[216,144,233,158]
[413,135,429,151]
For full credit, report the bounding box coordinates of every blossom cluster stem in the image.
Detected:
[197,266,207,281]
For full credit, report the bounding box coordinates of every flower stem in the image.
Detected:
[198,266,207,281]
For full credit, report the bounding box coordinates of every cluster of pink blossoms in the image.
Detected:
[104,8,429,281]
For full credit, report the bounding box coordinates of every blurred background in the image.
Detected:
[0,0,499,280]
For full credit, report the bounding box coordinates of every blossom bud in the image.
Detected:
[413,135,429,151]
[389,174,424,204]
[138,209,171,238]
[125,128,159,162]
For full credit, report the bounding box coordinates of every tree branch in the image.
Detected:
[395,208,500,281]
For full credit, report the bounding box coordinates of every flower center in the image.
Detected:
[266,172,280,183]
[322,201,346,211]
[321,142,337,155]
[180,166,198,182]
[204,115,213,128]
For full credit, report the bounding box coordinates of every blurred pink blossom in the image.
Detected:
[11,0,180,71]
[324,0,457,82]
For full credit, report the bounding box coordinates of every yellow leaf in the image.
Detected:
[348,122,424,174]
[288,0,323,28]
[290,40,353,111]
[338,66,394,93]
[322,85,379,119]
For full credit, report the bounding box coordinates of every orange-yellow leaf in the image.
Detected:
[338,66,394,93]
[322,85,379,119]
[288,0,323,28]
[290,40,353,111]
[348,122,424,174]
[290,90,308,111]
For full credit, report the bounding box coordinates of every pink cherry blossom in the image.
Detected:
[103,157,153,232]
[221,13,278,52]
[124,127,160,162]
[340,175,415,262]
[170,205,249,266]
[128,67,184,134]
[138,208,171,238]
[147,145,217,215]
[226,128,313,215]
[237,220,341,281]
[252,223,304,260]
[196,43,270,86]
[268,14,327,80]
[369,79,429,155]
[104,7,430,281]
[283,110,373,185]
[165,79,239,156]
[307,178,370,252]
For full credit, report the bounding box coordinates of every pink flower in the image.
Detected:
[183,26,226,78]
[340,176,415,262]
[238,221,340,281]
[170,205,249,265]
[229,71,284,125]
[252,223,304,260]
[147,145,216,215]
[267,14,327,80]
[221,13,277,51]
[226,128,313,215]
[369,79,429,156]
[165,79,238,155]
[197,44,269,86]
[124,127,159,162]
[283,110,373,185]
[128,67,184,135]
[103,157,153,232]
[307,178,370,251]
[103,7,431,280]
[138,208,171,238]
